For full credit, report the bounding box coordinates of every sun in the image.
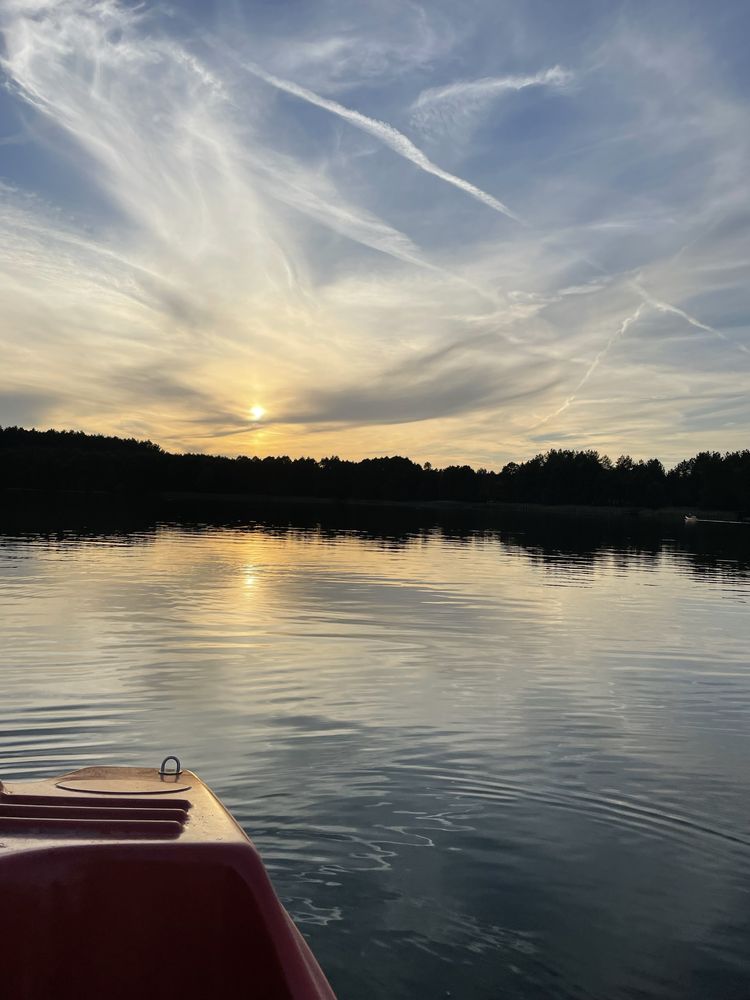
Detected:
[249,405,265,422]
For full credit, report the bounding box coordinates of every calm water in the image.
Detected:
[1,509,749,999]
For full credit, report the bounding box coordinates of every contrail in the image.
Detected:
[240,59,521,223]
[633,283,750,355]
[529,274,749,434]
[531,303,646,429]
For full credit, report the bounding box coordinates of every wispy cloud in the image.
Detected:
[531,303,647,430]
[261,7,455,94]
[0,0,748,467]
[411,66,573,138]
[239,59,521,222]
[283,347,560,426]
[0,388,62,427]
[634,284,750,356]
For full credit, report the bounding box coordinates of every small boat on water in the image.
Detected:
[685,513,749,526]
[0,758,336,1000]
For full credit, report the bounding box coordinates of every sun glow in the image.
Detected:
[249,405,265,422]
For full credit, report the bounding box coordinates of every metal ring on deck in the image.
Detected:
[159,755,183,777]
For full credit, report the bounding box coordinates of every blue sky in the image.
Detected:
[0,0,748,466]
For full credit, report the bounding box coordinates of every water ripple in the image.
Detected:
[2,521,750,999]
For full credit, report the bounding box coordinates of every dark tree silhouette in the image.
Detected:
[1,426,748,512]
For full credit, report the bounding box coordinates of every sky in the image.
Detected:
[0,0,748,469]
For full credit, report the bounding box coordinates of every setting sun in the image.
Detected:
[249,405,265,422]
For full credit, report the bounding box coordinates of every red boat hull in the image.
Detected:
[0,766,336,1000]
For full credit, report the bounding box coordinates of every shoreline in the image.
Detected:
[1,487,742,524]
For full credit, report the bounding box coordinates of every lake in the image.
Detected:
[1,505,749,999]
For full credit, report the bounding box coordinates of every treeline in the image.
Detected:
[1,426,749,512]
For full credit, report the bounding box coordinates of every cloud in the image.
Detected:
[410,66,573,139]
[0,389,61,428]
[530,302,647,430]
[283,350,560,426]
[634,284,750,356]
[0,0,747,468]
[259,6,456,94]
[239,59,521,222]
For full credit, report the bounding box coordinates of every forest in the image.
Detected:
[1,426,748,512]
